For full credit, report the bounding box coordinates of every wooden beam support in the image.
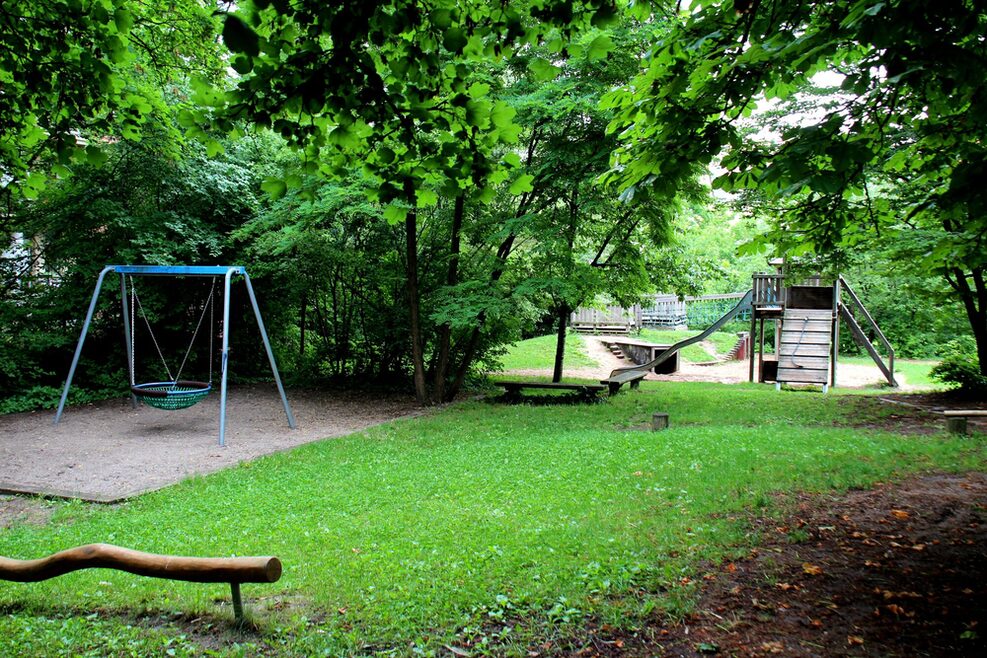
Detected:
[0,544,282,622]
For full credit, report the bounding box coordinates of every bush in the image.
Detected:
[930,337,987,395]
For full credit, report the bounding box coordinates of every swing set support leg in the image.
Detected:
[244,272,296,431]
[54,266,114,425]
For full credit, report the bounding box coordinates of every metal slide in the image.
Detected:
[609,289,754,378]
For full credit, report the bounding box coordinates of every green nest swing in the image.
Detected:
[130,381,212,410]
[130,277,216,411]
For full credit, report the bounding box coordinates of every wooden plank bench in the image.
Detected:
[943,410,987,435]
[494,381,606,402]
[600,370,648,395]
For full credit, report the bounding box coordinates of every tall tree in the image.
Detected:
[604,0,987,376]
[205,0,623,403]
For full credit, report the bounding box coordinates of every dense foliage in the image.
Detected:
[605,0,987,379]
[3,0,985,406]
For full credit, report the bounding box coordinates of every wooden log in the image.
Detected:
[0,544,282,584]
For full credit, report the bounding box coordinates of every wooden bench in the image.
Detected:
[943,410,987,435]
[600,370,647,395]
[494,381,606,402]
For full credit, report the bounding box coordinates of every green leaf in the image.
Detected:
[509,174,534,195]
[205,139,224,157]
[465,99,492,130]
[491,101,516,128]
[587,34,614,61]
[231,55,253,75]
[113,8,134,33]
[223,14,260,57]
[529,58,561,82]
[416,189,438,208]
[467,82,490,99]
[443,27,467,53]
[504,152,522,168]
[383,204,409,224]
[430,8,453,29]
[85,145,108,167]
[261,177,287,199]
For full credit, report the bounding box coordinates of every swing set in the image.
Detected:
[54,265,296,446]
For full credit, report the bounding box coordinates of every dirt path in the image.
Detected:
[599,472,987,657]
[0,386,421,502]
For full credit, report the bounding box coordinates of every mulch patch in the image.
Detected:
[581,472,987,657]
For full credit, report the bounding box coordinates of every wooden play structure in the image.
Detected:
[601,265,894,392]
[750,264,896,391]
[0,543,282,622]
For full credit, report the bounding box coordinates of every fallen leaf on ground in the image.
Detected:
[803,562,824,575]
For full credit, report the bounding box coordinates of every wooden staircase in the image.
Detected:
[777,308,834,390]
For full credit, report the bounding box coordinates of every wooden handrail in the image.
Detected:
[838,276,893,354]
[838,276,896,386]
[1,544,281,622]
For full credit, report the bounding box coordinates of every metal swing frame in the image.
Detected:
[53,265,296,446]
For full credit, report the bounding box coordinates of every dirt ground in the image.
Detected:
[575,472,987,657]
[0,385,422,502]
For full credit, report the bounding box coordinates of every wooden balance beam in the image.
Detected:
[0,543,282,622]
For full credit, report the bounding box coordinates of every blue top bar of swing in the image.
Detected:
[109,265,247,276]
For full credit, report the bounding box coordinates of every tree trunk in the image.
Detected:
[405,209,429,404]
[298,288,307,361]
[946,265,987,376]
[433,194,465,402]
[552,303,569,383]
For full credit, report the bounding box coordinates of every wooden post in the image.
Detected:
[749,309,757,383]
[946,416,968,434]
[831,279,840,388]
[651,412,669,431]
[757,318,766,382]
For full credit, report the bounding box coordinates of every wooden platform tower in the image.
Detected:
[748,262,897,391]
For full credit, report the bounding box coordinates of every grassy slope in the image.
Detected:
[839,356,942,389]
[1,383,982,656]
[638,328,740,363]
[494,333,597,371]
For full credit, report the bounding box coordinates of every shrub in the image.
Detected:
[930,337,987,395]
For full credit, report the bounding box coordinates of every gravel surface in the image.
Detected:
[0,385,422,502]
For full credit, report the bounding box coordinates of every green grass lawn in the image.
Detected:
[1,383,983,656]
[493,333,598,371]
[839,356,942,389]
[638,328,740,363]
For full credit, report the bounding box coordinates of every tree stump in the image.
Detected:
[651,412,669,431]
[946,416,968,435]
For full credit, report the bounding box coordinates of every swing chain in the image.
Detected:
[173,279,215,385]
[131,276,216,388]
[131,276,175,383]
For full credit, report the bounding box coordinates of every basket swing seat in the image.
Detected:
[129,276,216,411]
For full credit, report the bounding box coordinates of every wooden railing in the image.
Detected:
[752,273,785,307]
[838,276,897,386]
